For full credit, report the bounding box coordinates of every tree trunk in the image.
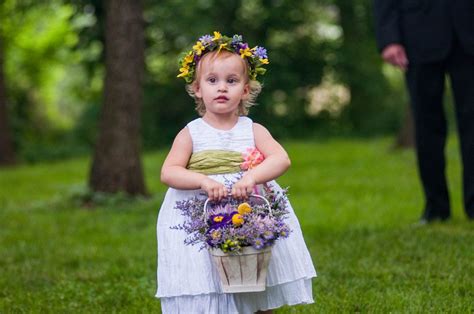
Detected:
[0,30,16,166]
[393,105,415,149]
[89,0,147,195]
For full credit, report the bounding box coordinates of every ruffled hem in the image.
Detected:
[157,277,314,314]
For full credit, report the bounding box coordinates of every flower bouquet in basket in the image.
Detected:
[172,184,291,293]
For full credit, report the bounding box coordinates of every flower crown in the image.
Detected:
[177,31,269,84]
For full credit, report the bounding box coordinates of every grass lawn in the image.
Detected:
[1,136,473,313]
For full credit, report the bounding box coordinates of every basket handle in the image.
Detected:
[203,194,272,222]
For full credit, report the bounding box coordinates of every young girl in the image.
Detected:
[156,32,316,313]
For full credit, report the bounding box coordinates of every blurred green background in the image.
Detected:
[1,0,419,163]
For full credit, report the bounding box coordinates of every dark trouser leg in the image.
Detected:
[405,62,451,219]
[447,41,474,219]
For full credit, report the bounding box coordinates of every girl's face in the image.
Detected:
[194,53,250,117]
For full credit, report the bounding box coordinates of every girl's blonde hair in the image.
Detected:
[185,50,262,116]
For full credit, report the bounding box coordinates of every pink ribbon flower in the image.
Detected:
[241,147,265,170]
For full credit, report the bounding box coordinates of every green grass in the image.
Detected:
[1,136,473,313]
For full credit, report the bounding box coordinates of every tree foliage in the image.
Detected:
[1,0,97,161]
[2,0,404,162]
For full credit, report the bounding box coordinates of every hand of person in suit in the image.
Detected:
[382,44,409,71]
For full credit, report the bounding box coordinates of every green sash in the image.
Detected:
[187,150,243,175]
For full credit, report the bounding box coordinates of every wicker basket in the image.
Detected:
[204,194,273,293]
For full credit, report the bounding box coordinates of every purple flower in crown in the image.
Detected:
[230,40,247,54]
[230,35,242,50]
[231,34,243,45]
[194,53,201,63]
[199,34,213,46]
[254,46,268,59]
[239,42,249,50]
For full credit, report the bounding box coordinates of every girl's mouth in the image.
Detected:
[215,96,229,101]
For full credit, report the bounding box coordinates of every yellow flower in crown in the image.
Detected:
[193,41,205,55]
[213,31,222,40]
[177,52,194,78]
[237,202,252,215]
[176,32,269,84]
[184,53,194,64]
[177,65,189,78]
[217,43,228,53]
[232,213,244,226]
[240,47,252,58]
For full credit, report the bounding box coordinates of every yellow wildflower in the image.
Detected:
[177,66,189,78]
[237,202,252,215]
[260,58,269,64]
[193,41,205,55]
[184,53,194,64]
[232,213,244,226]
[240,47,252,58]
[217,43,228,53]
[213,31,222,40]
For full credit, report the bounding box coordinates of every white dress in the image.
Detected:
[156,117,317,313]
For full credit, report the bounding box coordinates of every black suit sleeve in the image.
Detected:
[373,0,401,52]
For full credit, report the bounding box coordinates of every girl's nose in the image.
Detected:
[217,82,228,92]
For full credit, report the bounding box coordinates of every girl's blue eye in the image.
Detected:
[208,77,216,83]
[228,78,237,84]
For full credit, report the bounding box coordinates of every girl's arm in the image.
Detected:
[231,123,291,198]
[161,127,228,200]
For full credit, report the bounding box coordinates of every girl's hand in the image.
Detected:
[201,177,228,201]
[231,174,256,199]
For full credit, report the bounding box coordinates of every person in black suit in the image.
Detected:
[373,0,474,223]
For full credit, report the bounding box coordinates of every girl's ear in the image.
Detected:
[241,83,250,100]
[193,82,202,98]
